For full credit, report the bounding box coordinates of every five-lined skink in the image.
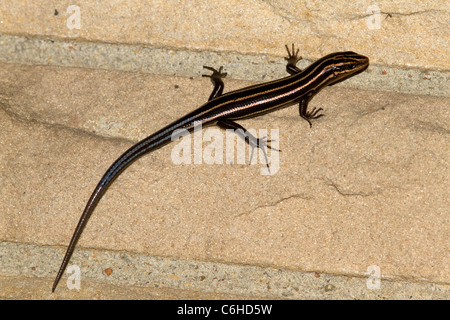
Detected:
[52,44,369,292]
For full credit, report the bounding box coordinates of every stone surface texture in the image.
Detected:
[0,0,448,299]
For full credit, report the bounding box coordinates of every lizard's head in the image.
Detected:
[316,51,369,86]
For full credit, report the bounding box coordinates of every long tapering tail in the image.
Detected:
[52,131,174,292]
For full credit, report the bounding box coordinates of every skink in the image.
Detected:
[52,45,369,291]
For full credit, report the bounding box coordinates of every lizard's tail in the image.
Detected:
[52,131,174,292]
